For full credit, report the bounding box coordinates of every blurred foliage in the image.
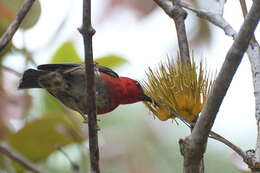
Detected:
[0,0,41,30]
[100,0,156,19]
[51,41,82,63]
[0,42,11,60]
[50,40,127,69]
[8,115,84,161]
[96,54,128,69]
[42,91,67,115]
[0,120,11,140]
[0,0,41,59]
[101,0,212,49]
[7,114,85,172]
[0,0,242,172]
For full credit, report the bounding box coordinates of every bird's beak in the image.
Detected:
[143,94,152,103]
[143,94,160,107]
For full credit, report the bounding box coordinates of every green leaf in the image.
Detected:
[0,156,15,173]
[7,115,85,162]
[95,55,127,69]
[1,0,41,30]
[51,41,82,63]
[41,91,67,115]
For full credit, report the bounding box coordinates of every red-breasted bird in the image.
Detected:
[18,63,152,116]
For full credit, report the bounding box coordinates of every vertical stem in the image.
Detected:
[171,0,190,65]
[239,1,260,169]
[80,0,100,172]
[183,1,260,172]
[153,0,191,65]
[239,0,248,18]
[248,42,260,169]
[239,0,257,44]
[170,0,202,171]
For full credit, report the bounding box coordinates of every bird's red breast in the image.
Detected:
[97,73,146,114]
[96,72,123,114]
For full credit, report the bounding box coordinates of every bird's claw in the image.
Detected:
[80,114,88,124]
[81,114,100,125]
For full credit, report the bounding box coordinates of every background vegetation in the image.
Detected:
[0,0,259,172]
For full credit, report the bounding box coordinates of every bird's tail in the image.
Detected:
[18,69,47,89]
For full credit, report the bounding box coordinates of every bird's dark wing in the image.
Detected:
[96,65,119,78]
[37,63,81,71]
[37,63,119,78]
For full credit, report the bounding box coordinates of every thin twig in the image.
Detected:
[179,0,258,49]
[170,107,249,166]
[0,64,22,77]
[217,0,226,16]
[79,0,100,172]
[193,0,260,168]
[153,0,190,65]
[239,0,257,44]
[209,131,257,169]
[0,143,41,173]
[177,1,236,37]
[57,146,80,173]
[208,131,251,165]
[0,0,35,51]
[239,0,248,18]
[238,0,260,168]
[11,46,37,66]
[180,1,260,173]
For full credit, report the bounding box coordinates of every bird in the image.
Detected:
[18,63,152,119]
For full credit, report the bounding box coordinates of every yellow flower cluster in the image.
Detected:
[142,56,214,122]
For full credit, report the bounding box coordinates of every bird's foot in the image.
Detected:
[81,114,100,124]
[81,114,88,124]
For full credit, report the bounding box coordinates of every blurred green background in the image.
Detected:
[0,0,258,172]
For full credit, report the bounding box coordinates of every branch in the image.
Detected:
[171,107,250,166]
[208,131,251,165]
[0,143,41,173]
[239,1,260,170]
[217,0,226,16]
[183,0,260,169]
[180,1,260,172]
[168,0,260,170]
[79,0,100,172]
[0,0,35,51]
[153,0,190,65]
[239,0,257,44]
[177,1,236,37]
[248,29,260,171]
[239,0,248,18]
[57,146,80,173]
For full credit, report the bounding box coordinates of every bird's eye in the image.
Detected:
[135,81,141,87]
